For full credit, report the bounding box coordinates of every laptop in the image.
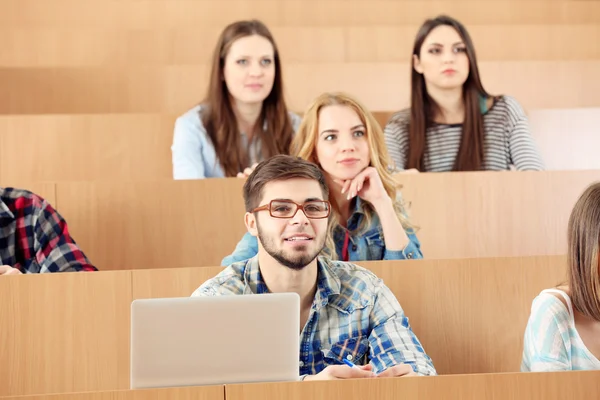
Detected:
[130,292,300,389]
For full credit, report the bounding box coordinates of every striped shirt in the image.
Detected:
[384,95,545,172]
[521,289,600,372]
[192,255,437,377]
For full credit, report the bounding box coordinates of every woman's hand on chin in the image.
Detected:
[333,167,389,206]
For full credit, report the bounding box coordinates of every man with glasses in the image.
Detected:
[192,155,436,380]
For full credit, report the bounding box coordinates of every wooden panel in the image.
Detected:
[1,61,598,114]
[528,107,600,171]
[54,179,247,271]
[1,1,599,28]
[280,0,600,26]
[226,370,600,400]
[367,256,565,374]
[395,170,600,260]
[1,24,599,67]
[132,266,223,299]
[0,386,224,400]
[345,24,600,63]
[128,256,566,375]
[0,271,131,396]
[0,182,56,208]
[0,114,174,182]
[53,171,600,269]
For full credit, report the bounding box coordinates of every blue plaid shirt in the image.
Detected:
[192,256,436,377]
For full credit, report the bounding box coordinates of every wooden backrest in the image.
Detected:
[225,370,600,400]
[0,114,175,182]
[130,255,567,375]
[47,170,600,270]
[0,255,569,396]
[528,107,600,171]
[0,270,131,396]
[0,386,224,400]
[0,61,598,114]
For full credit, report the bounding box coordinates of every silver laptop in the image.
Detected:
[130,293,300,389]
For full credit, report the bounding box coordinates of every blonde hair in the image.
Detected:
[291,92,416,259]
[567,182,600,321]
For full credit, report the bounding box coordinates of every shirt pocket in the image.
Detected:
[364,229,385,260]
[321,336,370,366]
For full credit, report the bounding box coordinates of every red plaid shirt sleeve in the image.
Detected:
[31,197,97,272]
[1,188,97,273]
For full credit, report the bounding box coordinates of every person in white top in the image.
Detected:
[521,182,600,371]
[171,19,301,179]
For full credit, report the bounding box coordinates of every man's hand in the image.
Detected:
[304,364,376,381]
[376,363,416,378]
[0,265,22,275]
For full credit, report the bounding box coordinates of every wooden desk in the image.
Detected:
[0,114,174,182]
[0,385,224,400]
[131,255,567,375]
[51,170,600,270]
[0,271,131,397]
[225,371,600,400]
[0,255,572,396]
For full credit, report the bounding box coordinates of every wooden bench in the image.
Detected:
[0,255,568,396]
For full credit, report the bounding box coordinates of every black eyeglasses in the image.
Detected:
[252,200,331,219]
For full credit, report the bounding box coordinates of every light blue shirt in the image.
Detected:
[171,105,302,179]
[521,289,600,372]
[193,255,436,377]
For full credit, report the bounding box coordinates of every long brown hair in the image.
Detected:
[292,92,416,259]
[407,15,492,171]
[567,182,600,321]
[202,19,294,177]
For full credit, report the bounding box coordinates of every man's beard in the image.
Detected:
[257,225,325,270]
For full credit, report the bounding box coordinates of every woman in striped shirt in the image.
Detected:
[384,15,544,172]
[521,182,600,371]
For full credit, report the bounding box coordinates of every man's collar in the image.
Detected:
[0,199,14,221]
[241,255,342,307]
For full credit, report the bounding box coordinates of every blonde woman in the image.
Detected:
[522,182,600,371]
[222,92,422,265]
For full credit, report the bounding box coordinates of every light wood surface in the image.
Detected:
[132,267,222,299]
[2,1,599,28]
[48,170,600,270]
[0,114,174,182]
[225,370,600,400]
[0,108,598,183]
[130,255,566,375]
[0,271,131,396]
[0,182,57,209]
[0,61,599,114]
[1,24,598,67]
[54,178,247,270]
[528,107,600,171]
[0,255,571,396]
[0,386,224,400]
[395,170,600,260]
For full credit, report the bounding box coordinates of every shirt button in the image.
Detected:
[352,245,357,251]
[299,361,304,367]
[407,253,413,259]
[346,354,353,361]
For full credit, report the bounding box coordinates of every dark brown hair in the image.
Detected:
[567,182,600,321]
[407,15,492,171]
[202,19,294,177]
[243,155,329,212]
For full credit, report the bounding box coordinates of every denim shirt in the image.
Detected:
[221,197,423,266]
[192,255,437,377]
[172,105,302,179]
